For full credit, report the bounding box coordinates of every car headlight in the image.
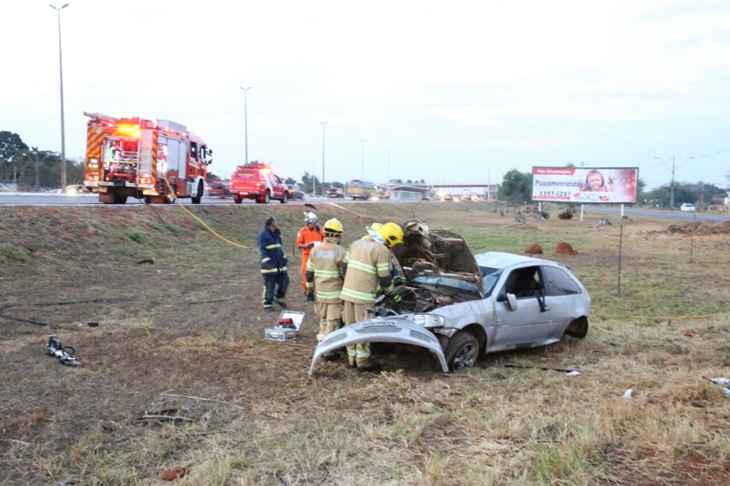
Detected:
[412,313,445,328]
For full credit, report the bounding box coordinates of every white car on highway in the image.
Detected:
[311,228,591,374]
[680,203,696,212]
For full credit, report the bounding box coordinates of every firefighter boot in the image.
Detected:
[355,342,375,371]
[346,345,357,367]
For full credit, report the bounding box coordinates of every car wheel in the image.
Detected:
[565,317,589,339]
[234,195,242,204]
[445,331,480,371]
[280,192,288,204]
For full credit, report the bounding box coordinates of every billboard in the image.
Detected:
[532,166,638,204]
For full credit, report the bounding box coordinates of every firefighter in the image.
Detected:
[305,218,346,346]
[258,216,289,311]
[296,212,324,297]
[341,222,404,369]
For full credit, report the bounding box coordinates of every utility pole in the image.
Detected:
[670,154,676,209]
[360,139,367,180]
[240,86,252,163]
[320,121,327,197]
[50,3,69,188]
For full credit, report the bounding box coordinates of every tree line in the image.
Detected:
[0,131,82,189]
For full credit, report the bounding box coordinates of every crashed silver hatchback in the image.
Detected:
[310,226,591,374]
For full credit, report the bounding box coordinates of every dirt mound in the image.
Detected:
[555,242,577,256]
[667,221,730,236]
[525,243,543,255]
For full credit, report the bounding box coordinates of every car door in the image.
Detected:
[494,266,553,347]
[271,174,284,198]
[541,265,583,338]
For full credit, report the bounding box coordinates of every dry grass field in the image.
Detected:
[1,202,729,485]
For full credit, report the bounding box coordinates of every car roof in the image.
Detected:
[475,251,557,269]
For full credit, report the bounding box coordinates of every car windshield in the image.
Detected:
[480,266,502,297]
[410,275,481,296]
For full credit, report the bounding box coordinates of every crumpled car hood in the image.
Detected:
[309,317,449,375]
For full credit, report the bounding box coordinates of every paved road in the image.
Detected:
[0,193,349,207]
[586,205,730,222]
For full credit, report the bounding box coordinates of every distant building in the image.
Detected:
[390,185,429,201]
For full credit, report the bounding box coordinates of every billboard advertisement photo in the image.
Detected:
[532,166,638,204]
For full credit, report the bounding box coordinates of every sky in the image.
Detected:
[1,0,729,190]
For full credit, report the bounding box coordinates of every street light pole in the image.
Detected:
[320,121,327,197]
[240,86,252,163]
[50,3,69,189]
[360,139,367,179]
[670,154,676,209]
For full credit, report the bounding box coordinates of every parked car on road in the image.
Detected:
[680,203,696,212]
[207,179,231,198]
[311,230,591,374]
[326,187,345,198]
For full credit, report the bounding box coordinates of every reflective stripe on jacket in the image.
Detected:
[341,236,392,304]
[306,240,346,303]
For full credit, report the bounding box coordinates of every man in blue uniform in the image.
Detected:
[258,216,290,310]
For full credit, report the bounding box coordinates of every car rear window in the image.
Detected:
[234,170,259,180]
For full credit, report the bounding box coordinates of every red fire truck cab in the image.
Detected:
[83,112,212,204]
[229,162,290,204]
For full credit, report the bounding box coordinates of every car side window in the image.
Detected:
[542,266,581,296]
[504,266,543,299]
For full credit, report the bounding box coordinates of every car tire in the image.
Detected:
[191,181,203,204]
[234,195,242,204]
[445,331,480,371]
[280,192,288,204]
[565,317,589,339]
[113,193,128,205]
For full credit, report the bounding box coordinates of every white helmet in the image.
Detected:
[304,212,318,224]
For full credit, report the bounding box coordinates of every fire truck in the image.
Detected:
[83,112,212,204]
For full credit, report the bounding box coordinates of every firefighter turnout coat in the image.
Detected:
[341,236,392,304]
[258,226,288,275]
[307,239,346,303]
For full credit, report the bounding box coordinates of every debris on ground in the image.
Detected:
[558,208,575,220]
[87,321,99,328]
[159,467,189,481]
[623,388,636,400]
[47,336,80,366]
[504,364,580,375]
[667,221,730,236]
[555,241,577,256]
[682,329,697,338]
[136,258,155,265]
[593,218,613,228]
[136,408,193,425]
[525,243,543,255]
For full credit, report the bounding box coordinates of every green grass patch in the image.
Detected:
[127,231,146,244]
[0,243,32,263]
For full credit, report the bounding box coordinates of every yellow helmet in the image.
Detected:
[377,222,404,247]
[323,218,343,235]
